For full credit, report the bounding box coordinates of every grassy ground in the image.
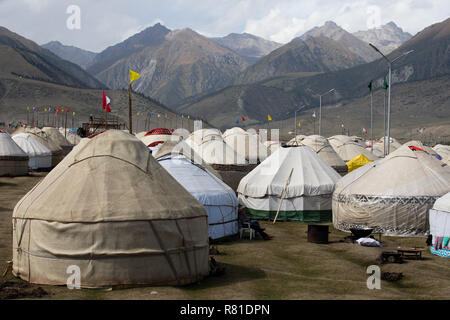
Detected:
[0,174,449,300]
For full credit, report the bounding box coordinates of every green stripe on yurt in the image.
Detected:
[247,208,332,222]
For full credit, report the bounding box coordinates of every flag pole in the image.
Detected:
[64,109,68,139]
[129,84,133,134]
[370,88,373,153]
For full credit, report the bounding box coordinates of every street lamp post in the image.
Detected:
[294,105,306,144]
[369,44,414,155]
[318,89,335,136]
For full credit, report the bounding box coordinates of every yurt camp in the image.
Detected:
[0,129,29,176]
[333,144,450,236]
[43,127,73,156]
[429,192,450,258]
[11,133,52,171]
[328,135,379,162]
[238,146,341,222]
[21,128,64,167]
[286,135,306,146]
[300,135,348,175]
[12,130,210,287]
[155,141,239,240]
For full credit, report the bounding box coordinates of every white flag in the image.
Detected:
[312,112,316,118]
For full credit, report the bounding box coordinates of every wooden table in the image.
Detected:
[397,248,425,260]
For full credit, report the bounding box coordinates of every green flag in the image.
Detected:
[382,77,389,90]
[368,80,373,92]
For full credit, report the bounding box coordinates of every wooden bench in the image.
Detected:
[397,248,425,260]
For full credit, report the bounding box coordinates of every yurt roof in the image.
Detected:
[154,140,221,179]
[223,132,270,162]
[328,135,379,162]
[22,128,63,153]
[222,127,247,139]
[158,155,237,207]
[403,140,438,157]
[433,192,450,213]
[42,127,72,148]
[300,135,346,168]
[286,135,307,146]
[335,144,450,197]
[198,139,247,165]
[0,131,28,158]
[11,133,51,157]
[237,146,341,198]
[433,144,450,158]
[13,130,207,223]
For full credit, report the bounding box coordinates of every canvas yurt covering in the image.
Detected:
[157,148,238,240]
[140,128,176,148]
[43,127,73,156]
[433,144,450,159]
[0,130,29,176]
[264,140,282,153]
[11,133,52,170]
[22,128,64,167]
[429,192,450,257]
[286,135,306,146]
[333,145,450,236]
[59,128,82,145]
[238,146,341,222]
[223,129,269,164]
[403,140,439,158]
[300,135,348,175]
[328,135,379,162]
[12,130,209,287]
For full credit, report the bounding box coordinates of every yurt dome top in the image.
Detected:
[335,144,450,198]
[11,133,51,158]
[237,146,341,199]
[328,135,379,162]
[433,192,450,213]
[0,131,28,158]
[42,127,72,148]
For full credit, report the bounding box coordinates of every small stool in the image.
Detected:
[240,222,255,240]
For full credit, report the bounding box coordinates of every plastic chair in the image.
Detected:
[240,222,255,240]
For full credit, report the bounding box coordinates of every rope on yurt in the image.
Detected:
[174,220,194,283]
[148,221,181,285]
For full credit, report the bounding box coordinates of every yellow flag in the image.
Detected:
[298,121,301,128]
[268,114,272,121]
[27,106,30,111]
[137,112,140,116]
[165,114,167,119]
[187,115,190,119]
[44,108,47,112]
[129,69,140,83]
[73,112,75,116]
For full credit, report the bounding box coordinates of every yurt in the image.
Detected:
[333,144,450,236]
[223,129,270,164]
[286,135,306,146]
[403,140,439,158]
[43,127,73,156]
[346,154,372,173]
[185,129,223,148]
[12,130,209,287]
[0,130,29,176]
[238,146,341,222]
[433,144,450,159]
[264,140,282,153]
[429,192,450,257]
[135,131,147,140]
[378,136,402,150]
[328,135,379,162]
[443,155,450,166]
[300,135,348,175]
[11,133,52,170]
[156,142,238,240]
[350,136,366,147]
[21,128,64,167]
[140,128,175,147]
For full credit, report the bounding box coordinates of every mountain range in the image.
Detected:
[42,41,97,70]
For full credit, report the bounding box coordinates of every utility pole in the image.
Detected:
[370,44,413,155]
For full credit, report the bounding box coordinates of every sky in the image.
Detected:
[0,0,448,52]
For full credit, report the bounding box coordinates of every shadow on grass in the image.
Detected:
[183,262,266,292]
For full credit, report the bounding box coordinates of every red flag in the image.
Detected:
[242,116,246,122]
[102,91,111,113]
[66,107,69,113]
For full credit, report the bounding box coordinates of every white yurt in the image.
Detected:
[238,146,341,222]
[443,155,450,166]
[433,144,450,159]
[22,128,64,167]
[286,135,307,146]
[12,130,209,287]
[403,140,439,158]
[43,127,73,156]
[333,144,450,236]
[429,192,450,258]
[11,133,52,170]
[223,129,269,164]
[328,135,379,162]
[378,136,402,150]
[156,143,238,240]
[264,140,282,154]
[0,130,29,176]
[300,135,348,175]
